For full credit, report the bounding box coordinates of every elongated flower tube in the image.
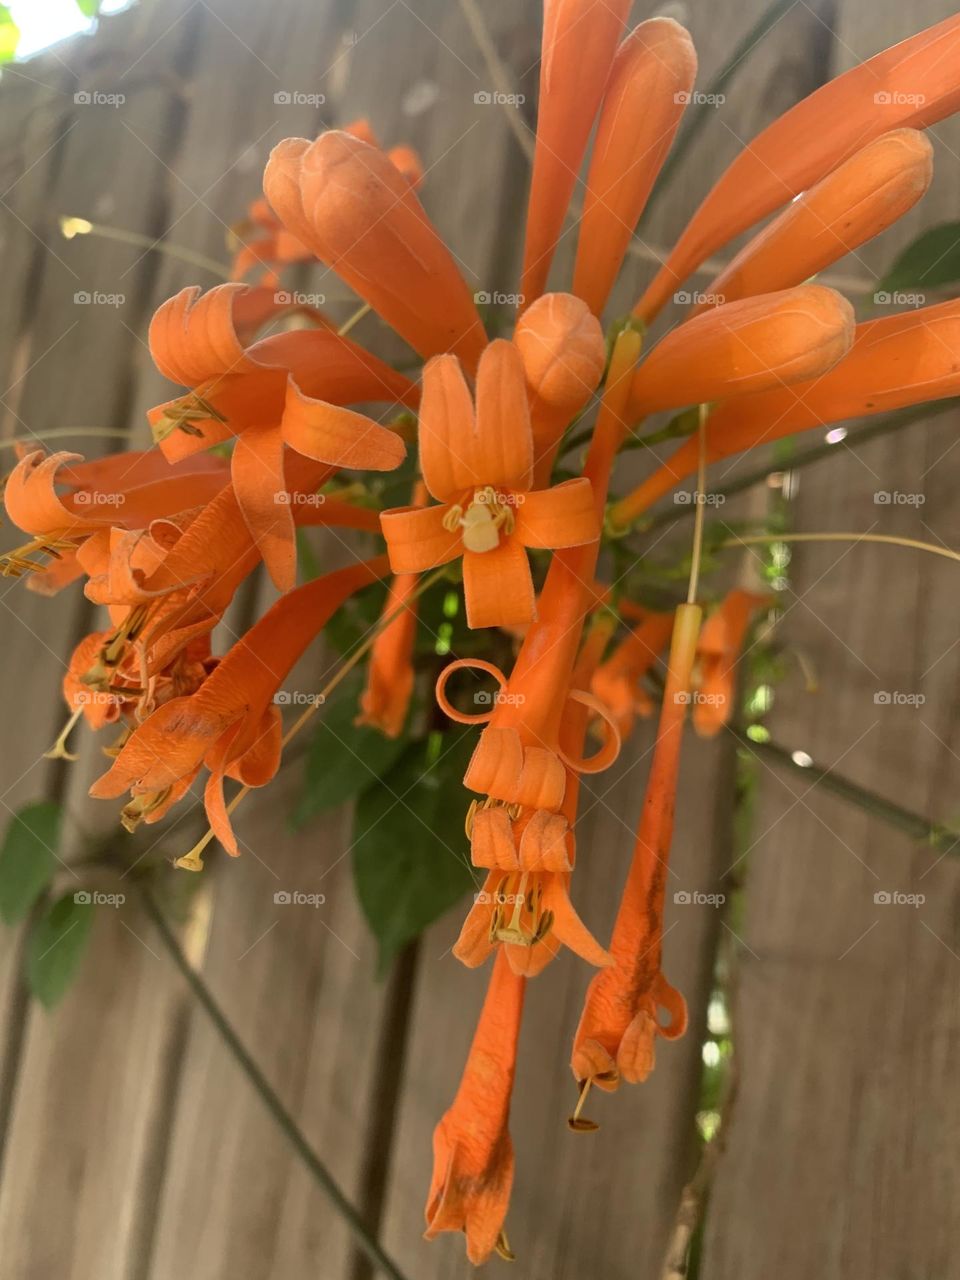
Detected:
[357,564,422,739]
[424,950,524,1265]
[572,602,701,1092]
[693,590,771,737]
[512,293,606,486]
[697,130,932,310]
[90,556,389,854]
[635,12,960,322]
[613,297,960,520]
[264,130,486,369]
[381,340,599,629]
[520,0,631,308]
[627,285,855,421]
[573,18,697,316]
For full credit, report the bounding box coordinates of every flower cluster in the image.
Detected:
[5,4,960,1265]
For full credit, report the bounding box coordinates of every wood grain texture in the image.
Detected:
[701,2,960,1277]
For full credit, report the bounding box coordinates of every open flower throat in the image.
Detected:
[6,4,960,1266]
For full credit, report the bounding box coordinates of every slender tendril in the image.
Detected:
[722,531,960,565]
[686,403,709,604]
[60,216,232,280]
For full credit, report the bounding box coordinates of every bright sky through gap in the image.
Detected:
[9,0,132,59]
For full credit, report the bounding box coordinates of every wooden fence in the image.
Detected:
[0,0,958,1277]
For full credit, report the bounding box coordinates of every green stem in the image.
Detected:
[730,730,960,853]
[140,888,413,1280]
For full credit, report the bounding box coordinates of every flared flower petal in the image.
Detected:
[635,12,960,321]
[573,18,697,315]
[264,131,485,368]
[418,342,533,501]
[462,538,535,630]
[380,503,462,573]
[513,477,598,548]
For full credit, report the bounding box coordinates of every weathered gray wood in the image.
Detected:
[702,3,960,1277]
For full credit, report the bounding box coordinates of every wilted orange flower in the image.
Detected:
[572,604,701,1092]
[380,337,600,628]
[90,556,388,855]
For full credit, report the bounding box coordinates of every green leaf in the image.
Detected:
[26,892,95,1006]
[75,0,101,16]
[292,676,409,828]
[352,730,478,973]
[0,6,20,62]
[876,223,960,295]
[0,801,61,925]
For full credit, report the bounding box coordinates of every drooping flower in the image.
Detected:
[380,337,600,628]
[424,950,524,1265]
[572,603,701,1093]
[90,556,388,856]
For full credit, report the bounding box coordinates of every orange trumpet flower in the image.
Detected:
[230,119,423,282]
[572,603,701,1092]
[512,292,606,486]
[627,284,855,422]
[147,282,412,589]
[90,555,388,853]
[697,130,932,311]
[615,297,960,520]
[520,0,631,307]
[380,339,600,629]
[424,950,524,1265]
[573,18,697,316]
[357,572,419,740]
[263,130,485,369]
[635,12,960,322]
